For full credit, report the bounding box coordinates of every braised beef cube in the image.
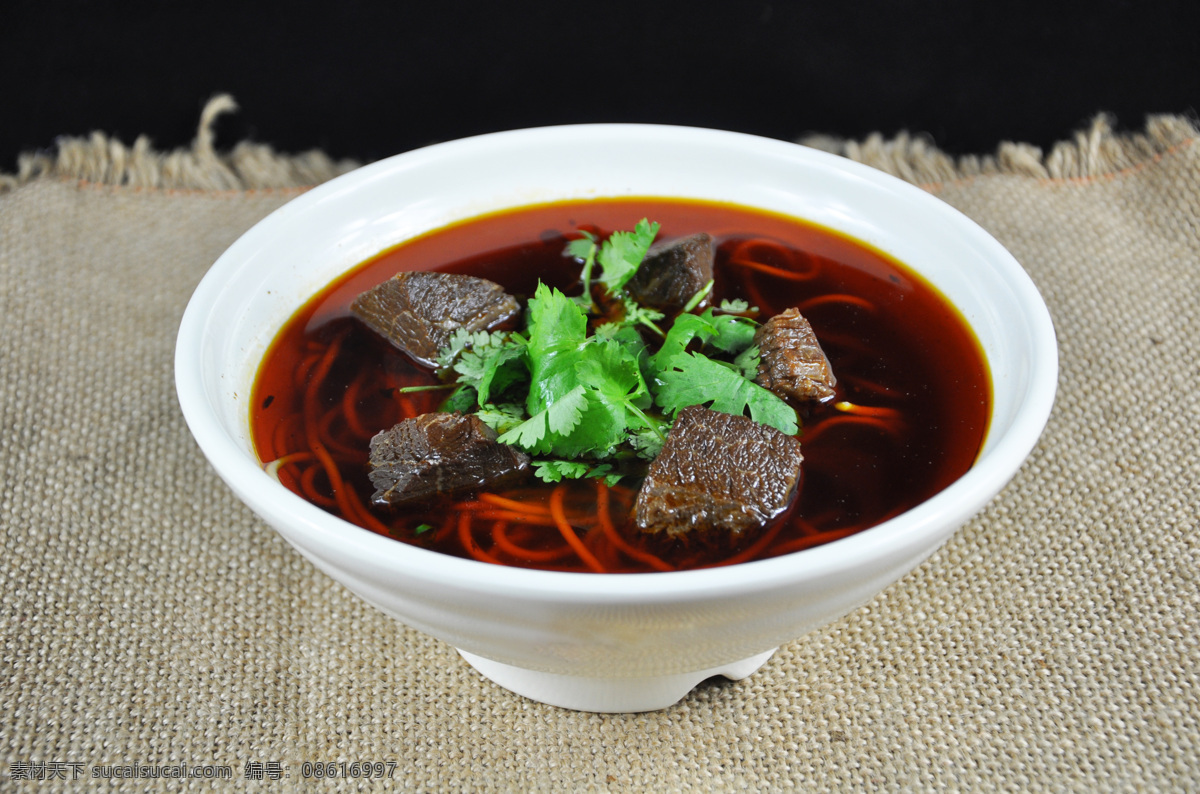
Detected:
[351,271,520,367]
[626,233,714,311]
[368,412,530,506]
[634,405,803,537]
[754,308,837,402]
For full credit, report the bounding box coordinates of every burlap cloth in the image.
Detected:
[3,104,1198,791]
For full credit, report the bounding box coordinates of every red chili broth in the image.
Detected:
[251,198,991,573]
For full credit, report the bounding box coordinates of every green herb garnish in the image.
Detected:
[654,351,798,435]
[596,218,660,294]
[434,219,798,484]
[533,460,622,487]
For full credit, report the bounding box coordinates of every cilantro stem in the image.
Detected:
[637,314,666,338]
[626,403,666,441]
[682,279,715,314]
[578,253,597,313]
[396,383,459,393]
[567,232,599,313]
[620,297,666,337]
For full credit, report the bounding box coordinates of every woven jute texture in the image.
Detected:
[2,110,1198,791]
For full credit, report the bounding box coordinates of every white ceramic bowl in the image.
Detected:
[175,125,1057,712]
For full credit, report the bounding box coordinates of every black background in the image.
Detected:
[3,1,1198,169]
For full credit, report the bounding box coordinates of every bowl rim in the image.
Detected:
[175,122,1058,604]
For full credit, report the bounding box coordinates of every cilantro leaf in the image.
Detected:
[546,384,589,437]
[593,323,657,394]
[475,402,528,435]
[439,384,478,414]
[575,337,660,445]
[629,423,667,460]
[524,283,588,415]
[509,284,639,457]
[621,297,666,336]
[650,312,712,372]
[499,384,589,454]
[496,414,547,452]
[548,388,628,459]
[718,298,757,314]
[533,459,587,482]
[593,298,666,338]
[655,351,798,435]
[649,308,757,373]
[533,459,620,486]
[596,218,660,294]
[576,338,648,407]
[592,320,625,340]
[565,233,597,261]
[595,322,648,359]
[432,327,529,409]
[599,470,624,487]
[452,333,526,405]
[732,344,761,380]
[436,328,493,370]
[706,312,757,355]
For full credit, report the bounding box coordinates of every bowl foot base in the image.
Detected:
[456,648,777,713]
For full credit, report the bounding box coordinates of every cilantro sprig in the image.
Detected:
[436,327,527,406]
[655,352,798,435]
[596,218,660,294]
[432,219,798,484]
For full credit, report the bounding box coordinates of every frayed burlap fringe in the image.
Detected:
[4,98,1195,194]
[800,114,1199,186]
[0,94,360,193]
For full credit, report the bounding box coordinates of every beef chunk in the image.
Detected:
[351,271,520,367]
[367,412,530,506]
[626,233,714,311]
[754,308,837,402]
[634,405,803,537]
